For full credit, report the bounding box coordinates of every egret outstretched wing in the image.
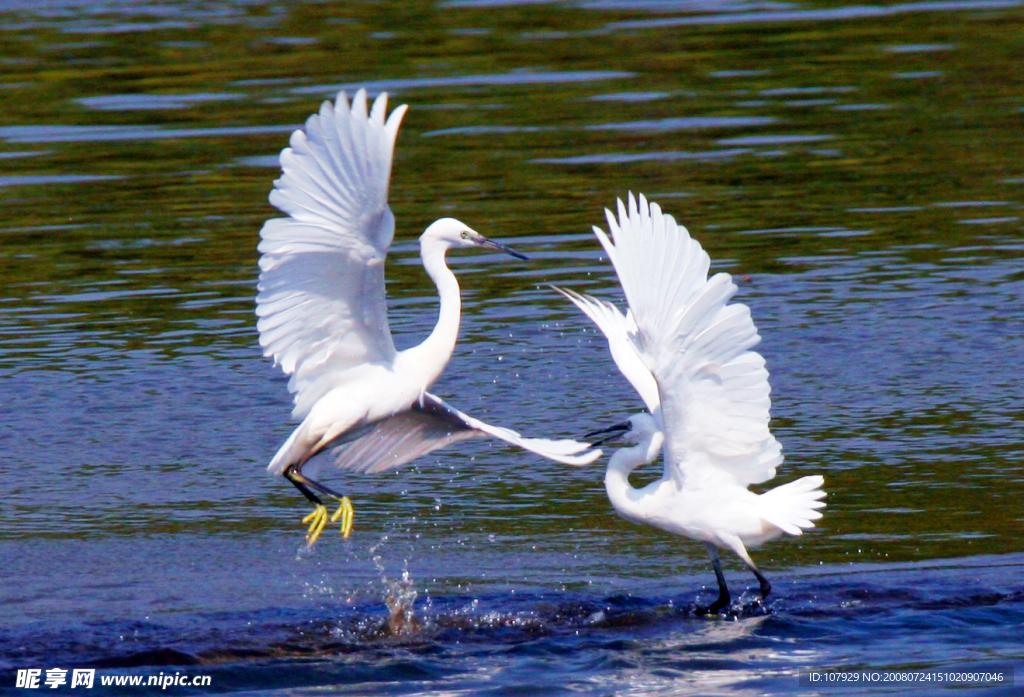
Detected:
[570,193,782,487]
[552,287,660,415]
[329,393,602,473]
[256,90,408,419]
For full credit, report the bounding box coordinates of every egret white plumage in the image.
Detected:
[256,89,600,545]
[556,194,825,614]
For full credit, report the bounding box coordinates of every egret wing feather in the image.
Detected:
[552,286,660,415]
[593,193,782,486]
[256,89,408,419]
[330,393,602,473]
[449,399,603,466]
[329,395,480,474]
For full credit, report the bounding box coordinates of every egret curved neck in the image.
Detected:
[604,433,664,522]
[407,238,461,385]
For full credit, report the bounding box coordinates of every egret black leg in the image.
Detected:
[285,466,323,504]
[284,466,354,543]
[285,466,347,501]
[705,543,731,614]
[751,565,772,601]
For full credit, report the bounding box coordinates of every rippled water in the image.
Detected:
[1,1,1022,695]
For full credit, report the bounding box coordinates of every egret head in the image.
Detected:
[586,413,659,446]
[421,218,527,259]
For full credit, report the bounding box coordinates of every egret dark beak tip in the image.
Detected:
[585,421,631,447]
[479,236,528,260]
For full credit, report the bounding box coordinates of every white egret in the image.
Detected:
[256,89,600,545]
[556,193,825,614]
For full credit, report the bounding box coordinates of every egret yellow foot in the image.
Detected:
[301,497,354,545]
[332,496,354,539]
[302,504,330,546]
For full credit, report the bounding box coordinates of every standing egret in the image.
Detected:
[556,194,825,614]
[256,89,600,545]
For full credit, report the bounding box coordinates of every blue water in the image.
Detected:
[2,0,1024,694]
[3,548,1021,694]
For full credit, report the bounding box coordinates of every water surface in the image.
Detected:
[1,0,1022,694]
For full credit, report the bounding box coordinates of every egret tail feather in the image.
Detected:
[757,475,826,536]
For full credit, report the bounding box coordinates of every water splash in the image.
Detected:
[383,570,420,636]
[371,538,421,636]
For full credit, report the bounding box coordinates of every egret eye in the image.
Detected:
[460,230,469,239]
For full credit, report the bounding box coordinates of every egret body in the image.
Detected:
[257,90,599,544]
[558,194,825,613]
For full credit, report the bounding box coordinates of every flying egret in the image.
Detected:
[556,193,825,614]
[256,89,600,545]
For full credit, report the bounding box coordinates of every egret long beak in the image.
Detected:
[585,421,631,447]
[477,236,528,260]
